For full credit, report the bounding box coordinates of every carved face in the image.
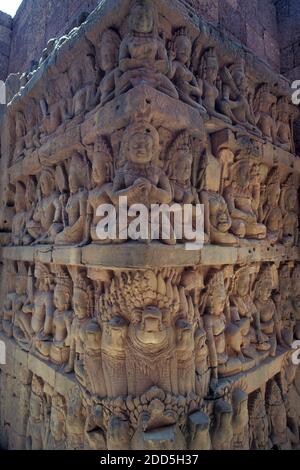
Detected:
[40,172,55,197]
[15,274,27,296]
[69,168,81,194]
[173,152,192,183]
[129,2,154,34]
[233,71,247,93]
[235,271,250,297]
[129,130,154,164]
[54,285,69,311]
[73,288,88,319]
[210,197,231,232]
[236,162,250,188]
[92,154,108,186]
[174,36,191,65]
[285,188,297,211]
[210,282,227,315]
[257,279,272,302]
[50,409,65,441]
[100,42,118,72]
[268,183,281,206]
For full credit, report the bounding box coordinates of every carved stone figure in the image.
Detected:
[45,394,67,450]
[232,388,249,450]
[27,168,63,245]
[273,264,296,348]
[168,28,205,112]
[254,84,278,142]
[197,47,230,121]
[211,400,233,450]
[64,270,94,389]
[259,168,283,245]
[248,390,269,450]
[116,0,178,99]
[224,158,267,241]
[97,29,121,107]
[55,153,89,245]
[280,173,299,247]
[50,268,73,366]
[26,375,48,450]
[276,96,294,152]
[266,379,291,450]
[218,59,260,134]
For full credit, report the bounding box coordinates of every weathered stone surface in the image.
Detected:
[0,0,299,453]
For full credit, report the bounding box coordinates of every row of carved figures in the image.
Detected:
[1,261,299,398]
[2,128,299,247]
[1,363,299,450]
[10,0,297,164]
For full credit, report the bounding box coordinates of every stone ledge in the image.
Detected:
[0,243,299,268]
[0,332,289,400]
[0,333,77,398]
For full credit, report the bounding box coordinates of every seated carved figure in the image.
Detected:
[115,0,178,99]
[280,174,299,247]
[197,47,231,122]
[50,269,73,366]
[253,265,281,357]
[273,264,296,348]
[64,270,94,389]
[11,182,27,246]
[203,270,245,391]
[224,159,266,241]
[20,263,54,357]
[254,84,278,142]
[80,137,113,246]
[110,116,172,241]
[168,29,205,112]
[292,265,300,340]
[201,191,238,246]
[259,168,283,245]
[96,29,121,107]
[276,97,294,152]
[218,59,260,135]
[27,168,63,245]
[2,262,28,338]
[55,153,89,245]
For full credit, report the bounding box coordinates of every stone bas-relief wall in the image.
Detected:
[0,0,299,450]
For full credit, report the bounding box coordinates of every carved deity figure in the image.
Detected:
[11,181,27,246]
[168,29,205,112]
[218,59,259,134]
[280,174,299,247]
[55,153,89,245]
[111,115,172,241]
[21,262,54,358]
[80,137,114,245]
[253,265,281,356]
[166,131,200,243]
[116,0,178,99]
[97,29,121,107]
[273,264,296,348]
[197,47,230,121]
[292,265,300,340]
[228,266,261,361]
[64,270,94,389]
[3,262,28,338]
[248,390,269,450]
[211,400,233,450]
[232,389,249,450]
[45,394,67,450]
[50,268,73,366]
[66,388,86,450]
[259,168,283,245]
[101,316,128,398]
[13,111,26,163]
[26,376,48,450]
[266,380,292,450]
[276,96,294,152]
[203,270,244,391]
[254,84,278,142]
[27,168,63,245]
[224,159,267,241]
[40,76,72,137]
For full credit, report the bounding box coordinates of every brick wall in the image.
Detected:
[4,0,281,78]
[8,0,99,75]
[0,11,12,81]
